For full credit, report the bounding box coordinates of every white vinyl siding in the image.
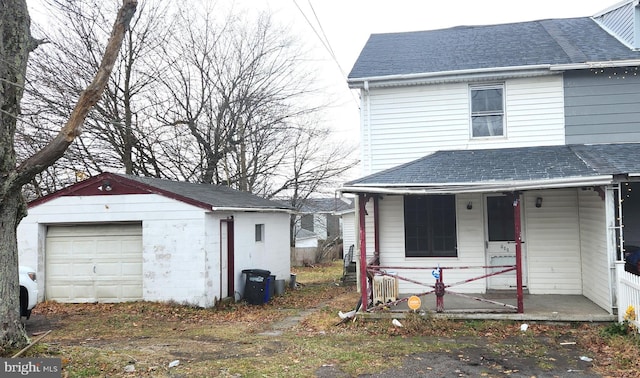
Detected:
[377,194,486,294]
[578,189,611,311]
[524,189,582,294]
[360,75,565,175]
[341,212,356,260]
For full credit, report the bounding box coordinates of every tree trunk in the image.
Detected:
[0,0,37,349]
[0,190,28,348]
[0,0,138,349]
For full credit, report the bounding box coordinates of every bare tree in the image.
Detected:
[20,1,357,201]
[0,0,136,349]
[153,6,328,192]
[267,122,358,246]
[20,0,170,195]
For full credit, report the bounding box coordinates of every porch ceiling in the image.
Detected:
[342,143,640,194]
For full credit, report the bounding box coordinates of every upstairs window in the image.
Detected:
[404,195,457,258]
[470,84,504,138]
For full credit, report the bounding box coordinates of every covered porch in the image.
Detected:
[340,144,640,320]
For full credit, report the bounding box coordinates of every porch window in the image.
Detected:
[404,195,457,257]
[487,196,515,241]
[470,84,504,138]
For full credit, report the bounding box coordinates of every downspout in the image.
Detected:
[374,195,380,262]
[513,193,524,313]
[358,194,368,311]
[363,81,372,175]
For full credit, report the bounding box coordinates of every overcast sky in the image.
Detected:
[26,0,621,173]
[249,0,618,144]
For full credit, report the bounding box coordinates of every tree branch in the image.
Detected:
[16,0,138,182]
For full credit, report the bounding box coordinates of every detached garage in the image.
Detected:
[18,172,292,307]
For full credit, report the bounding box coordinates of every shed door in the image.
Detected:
[485,195,527,290]
[45,223,143,303]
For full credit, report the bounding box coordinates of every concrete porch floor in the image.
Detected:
[364,293,616,322]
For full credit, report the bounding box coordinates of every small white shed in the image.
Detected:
[17,172,292,307]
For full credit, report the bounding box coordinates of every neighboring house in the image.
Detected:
[333,200,356,261]
[295,198,353,241]
[341,0,640,314]
[294,228,319,248]
[17,172,292,307]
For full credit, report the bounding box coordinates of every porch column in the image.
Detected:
[373,195,380,261]
[358,194,368,311]
[514,194,524,313]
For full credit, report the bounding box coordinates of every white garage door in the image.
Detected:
[46,223,143,303]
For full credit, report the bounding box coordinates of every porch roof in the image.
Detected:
[341,143,640,194]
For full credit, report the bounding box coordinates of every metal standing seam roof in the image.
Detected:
[342,144,640,190]
[348,17,640,81]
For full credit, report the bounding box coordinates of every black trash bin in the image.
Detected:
[242,269,271,305]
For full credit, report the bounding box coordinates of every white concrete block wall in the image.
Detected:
[231,211,291,297]
[142,217,208,306]
[17,193,290,308]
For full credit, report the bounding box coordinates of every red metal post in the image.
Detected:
[358,194,368,311]
[435,269,445,312]
[514,194,524,313]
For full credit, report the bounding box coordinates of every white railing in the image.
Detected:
[616,262,640,332]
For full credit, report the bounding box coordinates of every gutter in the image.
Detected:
[549,59,640,71]
[348,65,552,88]
[211,206,294,214]
[339,175,614,195]
[349,59,640,89]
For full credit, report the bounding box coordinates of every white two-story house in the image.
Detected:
[341,0,640,317]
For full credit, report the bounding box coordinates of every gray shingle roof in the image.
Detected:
[113,174,291,211]
[344,144,640,187]
[298,198,354,213]
[349,18,640,80]
[571,143,640,175]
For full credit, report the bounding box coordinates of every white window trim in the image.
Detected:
[469,83,507,139]
[255,224,265,242]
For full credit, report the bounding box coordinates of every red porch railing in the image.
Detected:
[365,264,521,313]
[356,193,525,314]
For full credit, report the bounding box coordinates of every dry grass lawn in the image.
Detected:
[3,261,640,377]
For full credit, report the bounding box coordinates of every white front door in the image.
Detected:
[485,195,527,290]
